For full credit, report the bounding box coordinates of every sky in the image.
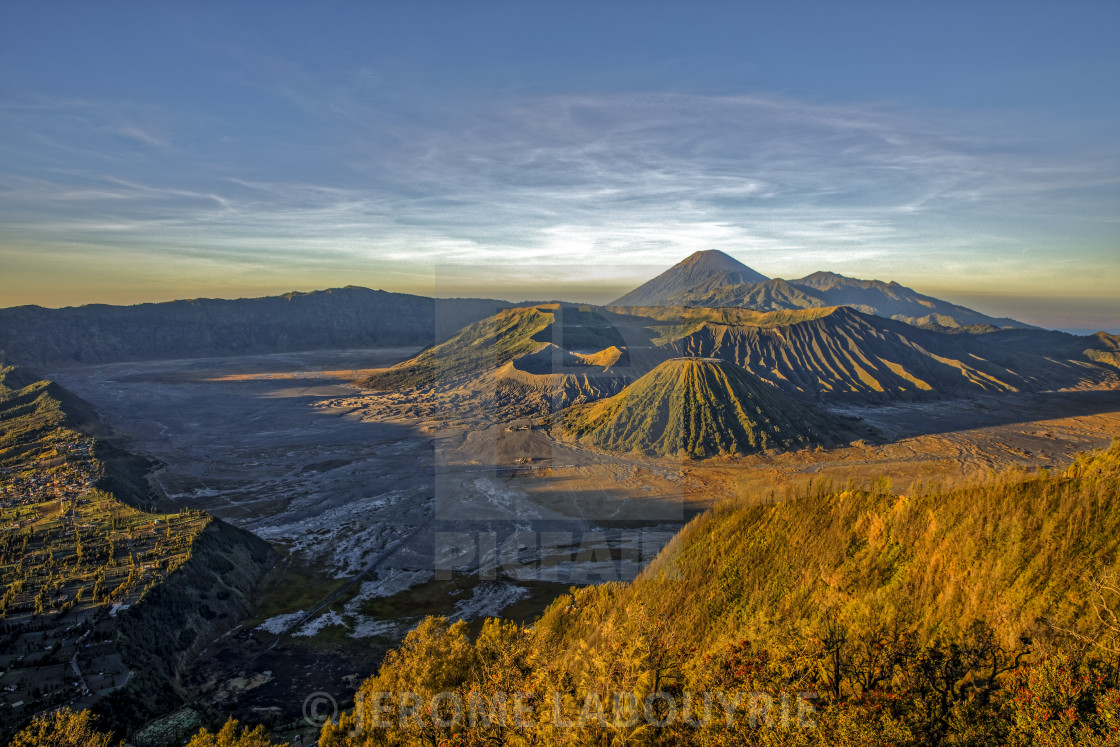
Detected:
[1,2,1118,331]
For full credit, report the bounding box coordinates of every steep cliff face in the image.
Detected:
[100,520,277,731]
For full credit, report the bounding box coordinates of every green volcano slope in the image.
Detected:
[359,305,638,389]
[360,306,556,390]
[559,357,850,457]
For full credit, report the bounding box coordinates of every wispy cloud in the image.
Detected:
[2,86,1118,306]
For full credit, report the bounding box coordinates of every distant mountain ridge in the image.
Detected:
[0,286,518,368]
[612,250,1032,330]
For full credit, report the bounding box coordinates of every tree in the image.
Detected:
[186,718,279,747]
[11,708,118,747]
[1048,570,1120,656]
[322,616,473,746]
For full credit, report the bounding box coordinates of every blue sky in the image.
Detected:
[1,2,1118,330]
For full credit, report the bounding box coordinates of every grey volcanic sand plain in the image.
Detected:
[53,349,439,578]
[49,348,694,719]
[52,346,686,583]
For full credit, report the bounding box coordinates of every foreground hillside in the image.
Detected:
[554,442,1120,652]
[559,358,852,457]
[322,440,1120,746]
[0,287,515,368]
[0,363,275,742]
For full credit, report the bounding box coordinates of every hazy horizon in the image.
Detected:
[2,3,1118,330]
[3,261,1117,336]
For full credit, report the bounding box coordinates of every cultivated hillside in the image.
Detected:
[559,358,851,457]
[0,363,275,740]
[0,287,515,368]
[0,364,97,466]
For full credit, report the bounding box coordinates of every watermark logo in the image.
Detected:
[434,529,680,582]
[345,689,817,733]
[303,691,339,728]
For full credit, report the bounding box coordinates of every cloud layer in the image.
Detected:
[2,78,1118,324]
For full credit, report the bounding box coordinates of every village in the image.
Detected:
[1,439,97,521]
